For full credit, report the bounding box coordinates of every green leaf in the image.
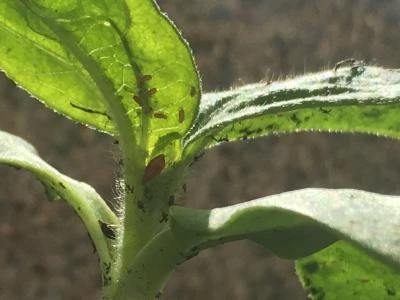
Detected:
[296,242,400,300]
[0,130,118,268]
[184,65,400,154]
[170,188,400,267]
[0,0,200,156]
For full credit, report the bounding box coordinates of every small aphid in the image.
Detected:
[133,95,143,106]
[142,154,166,184]
[153,112,168,119]
[99,221,116,240]
[159,211,169,223]
[178,108,185,123]
[319,107,331,114]
[103,262,111,274]
[113,140,119,145]
[147,87,157,96]
[125,184,134,194]
[190,86,196,97]
[168,195,175,206]
[137,200,145,213]
[59,182,66,189]
[141,74,153,82]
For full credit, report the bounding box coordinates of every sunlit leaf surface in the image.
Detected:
[185,66,400,154]
[0,0,200,157]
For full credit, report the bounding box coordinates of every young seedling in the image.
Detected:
[1,1,400,299]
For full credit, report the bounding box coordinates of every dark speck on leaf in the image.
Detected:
[319,107,331,114]
[148,88,157,96]
[133,95,143,106]
[190,86,196,97]
[178,108,185,123]
[159,211,169,223]
[168,196,175,206]
[386,287,396,296]
[154,112,168,119]
[290,113,301,125]
[141,74,152,82]
[302,261,319,273]
[137,200,146,213]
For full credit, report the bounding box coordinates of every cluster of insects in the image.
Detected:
[132,74,194,125]
[72,74,200,243]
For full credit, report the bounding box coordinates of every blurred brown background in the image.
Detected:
[1,0,400,299]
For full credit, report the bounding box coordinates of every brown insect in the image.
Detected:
[133,95,143,106]
[99,221,116,240]
[141,74,152,82]
[142,154,166,184]
[190,86,196,97]
[153,112,168,119]
[147,88,157,96]
[138,75,153,88]
[178,108,185,123]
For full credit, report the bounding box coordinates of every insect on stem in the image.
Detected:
[142,154,166,184]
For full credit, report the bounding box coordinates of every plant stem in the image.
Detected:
[111,226,200,300]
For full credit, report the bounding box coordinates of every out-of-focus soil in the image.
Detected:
[1,0,400,299]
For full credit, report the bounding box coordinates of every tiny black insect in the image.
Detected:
[99,221,116,240]
[137,200,146,213]
[168,195,175,206]
[125,184,134,194]
[159,211,169,223]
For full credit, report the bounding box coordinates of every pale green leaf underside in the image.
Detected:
[0,130,118,263]
[297,242,400,300]
[0,0,200,155]
[184,66,400,153]
[170,188,400,268]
